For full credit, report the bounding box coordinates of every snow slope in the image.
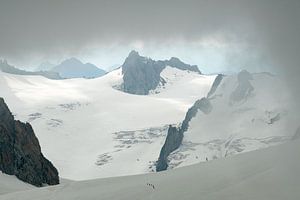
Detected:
[0,67,215,180]
[0,173,33,195]
[168,71,298,169]
[1,138,299,200]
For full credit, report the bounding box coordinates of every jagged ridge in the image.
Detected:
[156,74,223,171]
[122,50,201,95]
[156,97,213,171]
[0,60,62,80]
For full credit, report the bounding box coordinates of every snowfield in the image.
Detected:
[1,138,299,200]
[0,67,215,180]
[0,173,33,195]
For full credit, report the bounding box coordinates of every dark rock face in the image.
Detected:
[121,51,201,95]
[0,98,59,186]
[156,98,212,172]
[165,57,200,73]
[230,70,254,103]
[122,51,165,95]
[156,73,225,172]
[292,128,300,140]
[207,74,224,98]
[181,98,212,133]
[156,125,183,171]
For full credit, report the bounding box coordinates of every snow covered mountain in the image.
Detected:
[35,61,55,72]
[157,70,298,171]
[0,63,215,180]
[51,58,106,79]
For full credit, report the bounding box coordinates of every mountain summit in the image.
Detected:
[121,50,201,95]
[51,58,106,79]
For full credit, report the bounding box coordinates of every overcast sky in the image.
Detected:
[0,0,299,76]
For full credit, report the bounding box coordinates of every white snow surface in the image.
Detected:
[168,72,298,169]
[1,139,300,200]
[0,173,33,195]
[0,67,215,180]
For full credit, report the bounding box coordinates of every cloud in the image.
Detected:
[0,0,256,56]
[0,0,299,102]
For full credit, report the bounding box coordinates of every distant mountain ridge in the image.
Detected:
[51,58,106,79]
[121,50,201,95]
[35,61,55,72]
[0,60,62,80]
[0,58,106,79]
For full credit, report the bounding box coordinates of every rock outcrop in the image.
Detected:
[156,73,224,171]
[230,70,254,103]
[207,74,224,98]
[121,50,201,95]
[165,57,200,73]
[292,128,300,140]
[0,98,59,186]
[122,51,165,95]
[156,125,183,171]
[156,98,212,171]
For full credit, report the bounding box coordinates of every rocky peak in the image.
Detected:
[128,50,140,58]
[123,50,153,68]
[169,57,181,63]
[0,98,14,132]
[230,70,254,103]
[121,51,165,95]
[165,57,201,73]
[237,70,253,83]
[61,57,83,66]
[0,98,59,187]
[121,50,201,95]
